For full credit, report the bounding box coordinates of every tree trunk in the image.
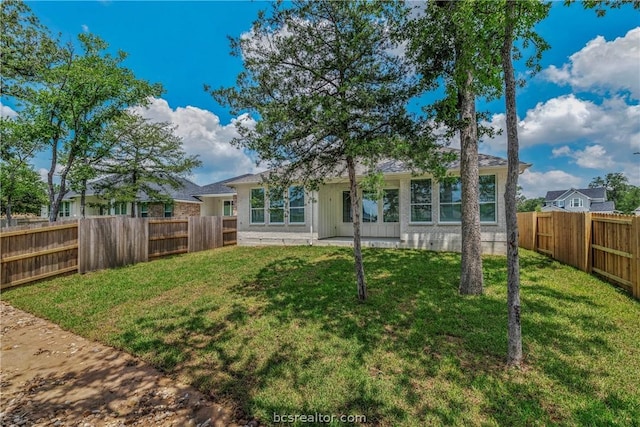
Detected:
[347,156,367,302]
[502,0,523,366]
[6,196,12,222]
[458,68,484,295]
[80,179,87,218]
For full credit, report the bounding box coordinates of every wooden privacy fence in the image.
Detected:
[517,211,640,299]
[1,216,237,289]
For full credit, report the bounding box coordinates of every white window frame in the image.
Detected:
[288,186,305,224]
[410,179,433,223]
[59,201,71,217]
[438,175,497,224]
[223,200,234,216]
[250,188,266,224]
[570,197,584,208]
[269,190,285,224]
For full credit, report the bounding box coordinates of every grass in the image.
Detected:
[3,246,639,426]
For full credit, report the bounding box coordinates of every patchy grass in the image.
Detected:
[3,246,639,426]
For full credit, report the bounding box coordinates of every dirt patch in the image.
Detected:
[0,301,248,426]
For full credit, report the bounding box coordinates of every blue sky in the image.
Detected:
[7,1,640,198]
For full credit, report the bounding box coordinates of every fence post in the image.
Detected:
[632,216,640,299]
[532,211,538,252]
[584,212,592,273]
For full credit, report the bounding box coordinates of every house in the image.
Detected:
[195,174,253,217]
[43,174,248,219]
[541,187,615,213]
[226,151,529,255]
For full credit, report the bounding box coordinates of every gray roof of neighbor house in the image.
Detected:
[196,174,254,195]
[590,201,615,212]
[225,149,526,186]
[63,175,204,203]
[544,187,606,202]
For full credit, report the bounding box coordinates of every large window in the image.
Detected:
[383,189,399,222]
[140,203,148,217]
[114,202,127,216]
[223,200,234,216]
[342,191,352,223]
[59,201,71,217]
[362,192,378,223]
[288,186,305,224]
[479,175,496,222]
[410,179,432,222]
[250,188,265,223]
[570,198,583,208]
[439,175,496,223]
[269,191,285,224]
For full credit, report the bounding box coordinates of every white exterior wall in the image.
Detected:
[560,193,590,212]
[234,168,509,254]
[200,196,234,216]
[235,185,318,246]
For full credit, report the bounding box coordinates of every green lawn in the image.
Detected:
[3,246,639,426]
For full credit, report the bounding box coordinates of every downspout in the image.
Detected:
[309,190,314,245]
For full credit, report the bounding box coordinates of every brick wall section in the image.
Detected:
[147,203,165,218]
[174,202,201,217]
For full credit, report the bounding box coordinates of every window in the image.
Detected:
[479,175,496,222]
[139,203,148,217]
[223,200,234,216]
[410,179,432,222]
[342,191,352,223]
[269,191,285,224]
[114,202,127,216]
[383,189,399,222]
[439,179,462,222]
[362,192,378,223]
[59,201,71,217]
[288,186,305,224]
[439,175,497,223]
[164,203,173,218]
[558,200,564,208]
[250,188,265,223]
[570,198,583,208]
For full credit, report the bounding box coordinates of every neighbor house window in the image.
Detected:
[114,202,127,216]
[439,179,462,222]
[140,203,148,217]
[362,192,378,223]
[269,190,285,224]
[59,201,71,217]
[164,203,173,217]
[342,191,352,223]
[479,175,496,222]
[570,198,583,208]
[410,179,432,222]
[439,175,497,223]
[223,200,234,216]
[383,189,399,222]
[288,186,305,224]
[250,188,265,224]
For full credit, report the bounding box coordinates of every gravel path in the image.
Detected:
[0,301,244,427]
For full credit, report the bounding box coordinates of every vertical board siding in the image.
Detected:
[517,211,640,299]
[1,216,235,289]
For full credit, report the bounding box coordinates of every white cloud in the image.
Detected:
[0,103,17,118]
[551,144,615,169]
[542,27,640,99]
[519,169,582,199]
[133,98,262,185]
[81,24,90,33]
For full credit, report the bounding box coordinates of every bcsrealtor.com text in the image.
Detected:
[272,413,367,424]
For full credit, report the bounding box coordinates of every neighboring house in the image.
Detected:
[541,187,615,213]
[195,174,253,217]
[635,206,640,216]
[42,174,248,219]
[226,151,529,255]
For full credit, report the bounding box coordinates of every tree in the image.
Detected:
[15,33,162,221]
[0,116,44,220]
[501,0,549,366]
[589,173,629,208]
[617,186,640,214]
[210,0,447,301]
[93,113,201,217]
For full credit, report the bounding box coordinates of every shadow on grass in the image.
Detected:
[111,248,629,425]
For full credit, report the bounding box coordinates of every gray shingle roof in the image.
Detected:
[225,149,524,186]
[544,187,606,202]
[196,174,254,195]
[590,201,615,212]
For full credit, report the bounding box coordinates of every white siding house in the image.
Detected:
[541,187,614,213]
[227,152,528,255]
